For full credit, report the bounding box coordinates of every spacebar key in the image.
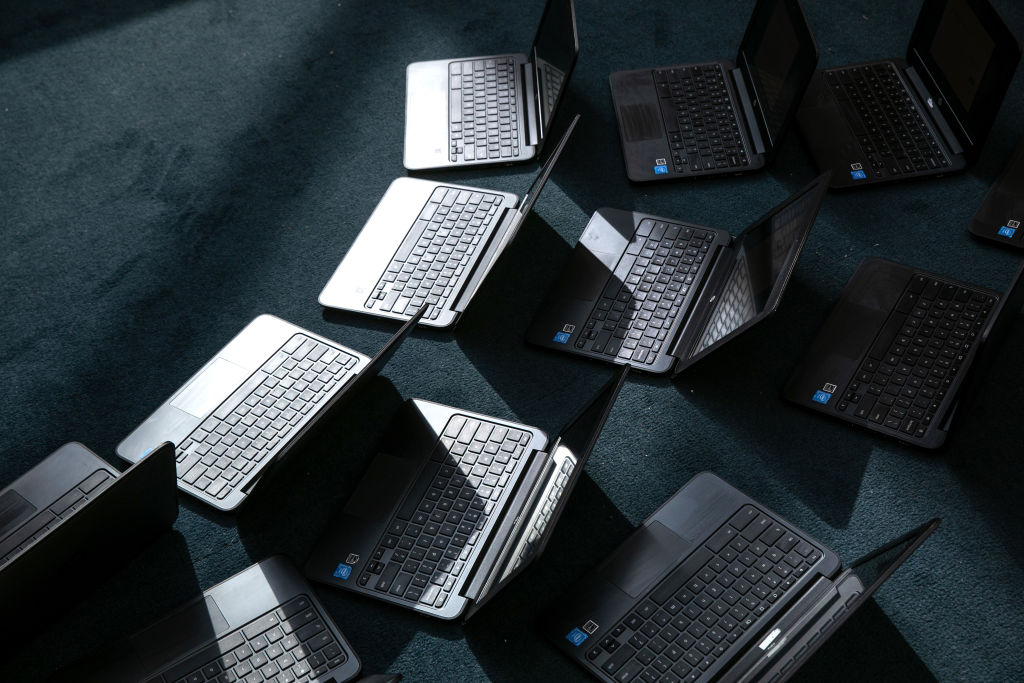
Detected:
[650,547,713,604]
[394,220,430,264]
[867,314,905,361]
[395,462,441,521]
[601,644,637,675]
[213,371,268,420]
[162,631,245,682]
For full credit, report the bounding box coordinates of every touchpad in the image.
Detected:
[132,595,228,673]
[599,521,688,598]
[171,357,249,418]
[557,245,618,301]
[619,103,663,142]
[344,453,417,522]
[0,490,35,538]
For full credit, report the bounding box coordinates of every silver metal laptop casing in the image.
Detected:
[404,54,537,170]
[116,315,370,512]
[318,177,519,328]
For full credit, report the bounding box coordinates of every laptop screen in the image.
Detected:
[848,519,940,601]
[531,0,578,136]
[686,174,828,360]
[736,0,818,150]
[908,0,1020,152]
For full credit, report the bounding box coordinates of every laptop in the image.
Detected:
[527,172,829,374]
[0,442,177,637]
[798,0,1020,189]
[785,257,1024,448]
[542,472,939,683]
[52,556,362,683]
[321,116,578,328]
[608,0,818,182]
[117,308,424,512]
[403,0,578,170]
[305,366,628,620]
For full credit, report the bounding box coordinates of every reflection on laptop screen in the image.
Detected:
[849,520,938,596]
[691,185,819,356]
[533,0,576,132]
[928,0,995,113]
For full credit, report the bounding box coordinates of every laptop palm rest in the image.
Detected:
[170,357,249,418]
[597,521,689,598]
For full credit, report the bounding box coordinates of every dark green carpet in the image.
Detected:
[2,0,1023,680]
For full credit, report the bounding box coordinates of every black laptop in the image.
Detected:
[785,257,1024,448]
[542,472,939,683]
[609,0,818,182]
[305,367,628,620]
[53,556,362,683]
[527,173,829,373]
[0,441,177,640]
[798,0,1020,189]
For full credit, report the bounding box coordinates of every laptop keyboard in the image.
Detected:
[835,274,994,439]
[825,63,949,179]
[365,186,505,322]
[0,470,113,566]
[449,56,521,163]
[588,505,823,683]
[175,335,358,505]
[654,64,749,174]
[577,219,715,366]
[357,414,532,611]
[149,595,350,683]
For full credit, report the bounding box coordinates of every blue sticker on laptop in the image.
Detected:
[998,226,1016,238]
[333,563,352,580]
[566,627,589,646]
[850,169,867,180]
[812,390,832,405]
[653,164,668,175]
[553,331,571,344]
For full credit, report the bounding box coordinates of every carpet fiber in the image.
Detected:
[1,0,1022,680]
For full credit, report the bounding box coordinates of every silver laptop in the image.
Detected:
[320,116,577,328]
[117,310,422,512]
[403,0,578,171]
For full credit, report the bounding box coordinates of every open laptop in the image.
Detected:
[798,0,1020,189]
[305,366,628,620]
[542,472,939,683]
[608,0,818,182]
[321,116,578,328]
[527,172,829,374]
[785,257,1024,448]
[0,442,177,639]
[403,0,578,170]
[53,556,362,683]
[117,308,424,512]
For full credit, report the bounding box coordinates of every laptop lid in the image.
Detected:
[458,114,578,305]
[751,518,940,683]
[337,304,425,396]
[735,0,819,155]
[463,366,629,619]
[529,0,579,139]
[671,172,830,375]
[0,442,178,636]
[906,0,1020,159]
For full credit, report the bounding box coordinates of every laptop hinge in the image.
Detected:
[904,66,964,156]
[523,62,540,148]
[451,207,519,313]
[731,68,767,157]
[460,449,550,606]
